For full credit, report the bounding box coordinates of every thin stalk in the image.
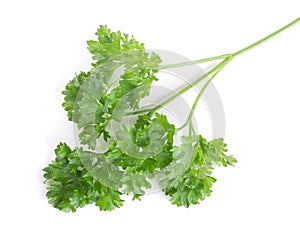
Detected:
[149,58,230,116]
[126,58,229,116]
[159,54,231,69]
[232,17,300,57]
[188,122,196,136]
[177,58,231,131]
[127,108,154,116]
[160,17,300,70]
[126,17,300,117]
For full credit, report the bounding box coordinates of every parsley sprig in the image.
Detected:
[44,17,300,212]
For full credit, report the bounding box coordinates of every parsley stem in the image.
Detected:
[161,17,299,70]
[127,17,300,118]
[232,16,300,58]
[153,17,300,111]
[127,107,154,116]
[159,54,231,69]
[149,59,229,115]
[126,57,230,116]
[177,58,231,131]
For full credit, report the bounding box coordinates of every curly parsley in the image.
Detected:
[44,18,300,212]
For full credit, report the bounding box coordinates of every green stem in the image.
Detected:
[159,54,231,69]
[156,17,300,107]
[127,59,229,117]
[232,17,300,57]
[149,59,229,115]
[126,17,300,117]
[177,58,231,131]
[127,108,154,116]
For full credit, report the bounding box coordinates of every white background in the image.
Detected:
[1,0,299,240]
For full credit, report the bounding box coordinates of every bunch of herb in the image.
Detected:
[43,17,300,212]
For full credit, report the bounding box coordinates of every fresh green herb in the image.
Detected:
[44,17,300,212]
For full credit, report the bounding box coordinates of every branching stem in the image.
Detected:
[126,17,300,123]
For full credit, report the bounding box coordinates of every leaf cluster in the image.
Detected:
[43,25,237,212]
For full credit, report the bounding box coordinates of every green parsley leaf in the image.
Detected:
[160,135,237,207]
[62,25,161,149]
[43,143,124,212]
